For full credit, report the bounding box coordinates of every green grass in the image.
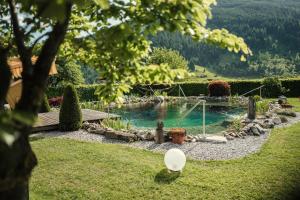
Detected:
[30,122,300,199]
[186,66,300,83]
[288,98,300,112]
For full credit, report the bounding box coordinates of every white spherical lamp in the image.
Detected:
[164,148,186,172]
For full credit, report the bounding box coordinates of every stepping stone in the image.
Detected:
[198,135,227,144]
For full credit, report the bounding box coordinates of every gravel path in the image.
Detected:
[35,114,300,161]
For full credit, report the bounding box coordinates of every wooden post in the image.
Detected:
[248,96,256,120]
[155,121,164,144]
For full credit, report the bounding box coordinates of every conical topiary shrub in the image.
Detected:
[39,94,51,113]
[59,85,82,131]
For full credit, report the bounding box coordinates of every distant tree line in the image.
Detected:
[150,0,300,77]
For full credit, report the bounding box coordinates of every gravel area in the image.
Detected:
[35,113,300,161]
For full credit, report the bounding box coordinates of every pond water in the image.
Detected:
[111,102,245,135]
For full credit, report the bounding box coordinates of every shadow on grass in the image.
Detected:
[29,135,46,142]
[154,169,180,184]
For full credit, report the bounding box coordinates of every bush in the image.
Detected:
[59,85,82,131]
[47,78,300,101]
[208,80,231,97]
[48,96,63,107]
[48,59,85,87]
[256,100,270,114]
[39,94,51,113]
[253,95,261,102]
[262,77,287,98]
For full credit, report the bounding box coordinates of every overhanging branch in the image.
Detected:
[7,0,32,76]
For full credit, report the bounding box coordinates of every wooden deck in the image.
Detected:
[32,109,119,132]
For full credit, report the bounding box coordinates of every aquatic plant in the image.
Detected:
[101,118,131,131]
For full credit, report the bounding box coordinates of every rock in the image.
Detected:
[225,135,235,140]
[239,131,247,136]
[82,122,90,130]
[134,131,147,140]
[145,132,155,141]
[191,138,197,142]
[105,130,137,142]
[277,110,297,117]
[280,116,288,123]
[265,112,274,118]
[154,96,164,103]
[250,126,260,136]
[244,118,253,123]
[89,128,106,135]
[254,124,266,135]
[272,117,282,125]
[198,135,227,144]
[262,120,274,129]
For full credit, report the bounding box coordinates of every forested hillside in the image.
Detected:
[151,0,300,77]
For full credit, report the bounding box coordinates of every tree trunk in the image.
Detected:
[0,3,72,199]
[0,182,29,200]
[0,49,11,110]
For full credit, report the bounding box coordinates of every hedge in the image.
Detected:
[46,78,300,101]
[47,84,99,101]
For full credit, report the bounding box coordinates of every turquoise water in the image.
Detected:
[112,102,244,134]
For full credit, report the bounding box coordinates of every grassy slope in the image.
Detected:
[188,65,264,82]
[30,134,300,197]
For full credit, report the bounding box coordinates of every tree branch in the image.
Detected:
[29,31,51,52]
[16,2,73,113]
[7,0,32,76]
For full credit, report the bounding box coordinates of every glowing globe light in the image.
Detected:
[164,148,186,172]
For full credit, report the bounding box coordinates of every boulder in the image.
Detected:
[105,130,137,142]
[272,117,282,125]
[154,96,164,103]
[277,110,297,117]
[225,135,235,140]
[254,124,266,135]
[262,119,275,129]
[145,132,155,141]
[280,116,288,123]
[198,135,227,144]
[89,128,106,135]
[82,122,90,130]
[250,126,260,136]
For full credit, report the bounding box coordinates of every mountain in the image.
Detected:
[150,0,300,77]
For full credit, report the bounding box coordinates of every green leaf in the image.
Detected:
[93,0,110,9]
[0,131,18,146]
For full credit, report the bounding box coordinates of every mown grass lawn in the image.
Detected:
[288,98,300,112]
[30,120,300,200]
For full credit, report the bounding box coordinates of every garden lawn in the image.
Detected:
[30,123,300,200]
[288,98,300,112]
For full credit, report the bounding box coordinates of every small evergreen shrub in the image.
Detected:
[208,80,231,97]
[262,77,287,98]
[39,94,51,113]
[59,85,82,131]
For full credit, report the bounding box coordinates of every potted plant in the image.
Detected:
[169,128,186,144]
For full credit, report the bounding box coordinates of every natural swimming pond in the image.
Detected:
[111,102,245,135]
